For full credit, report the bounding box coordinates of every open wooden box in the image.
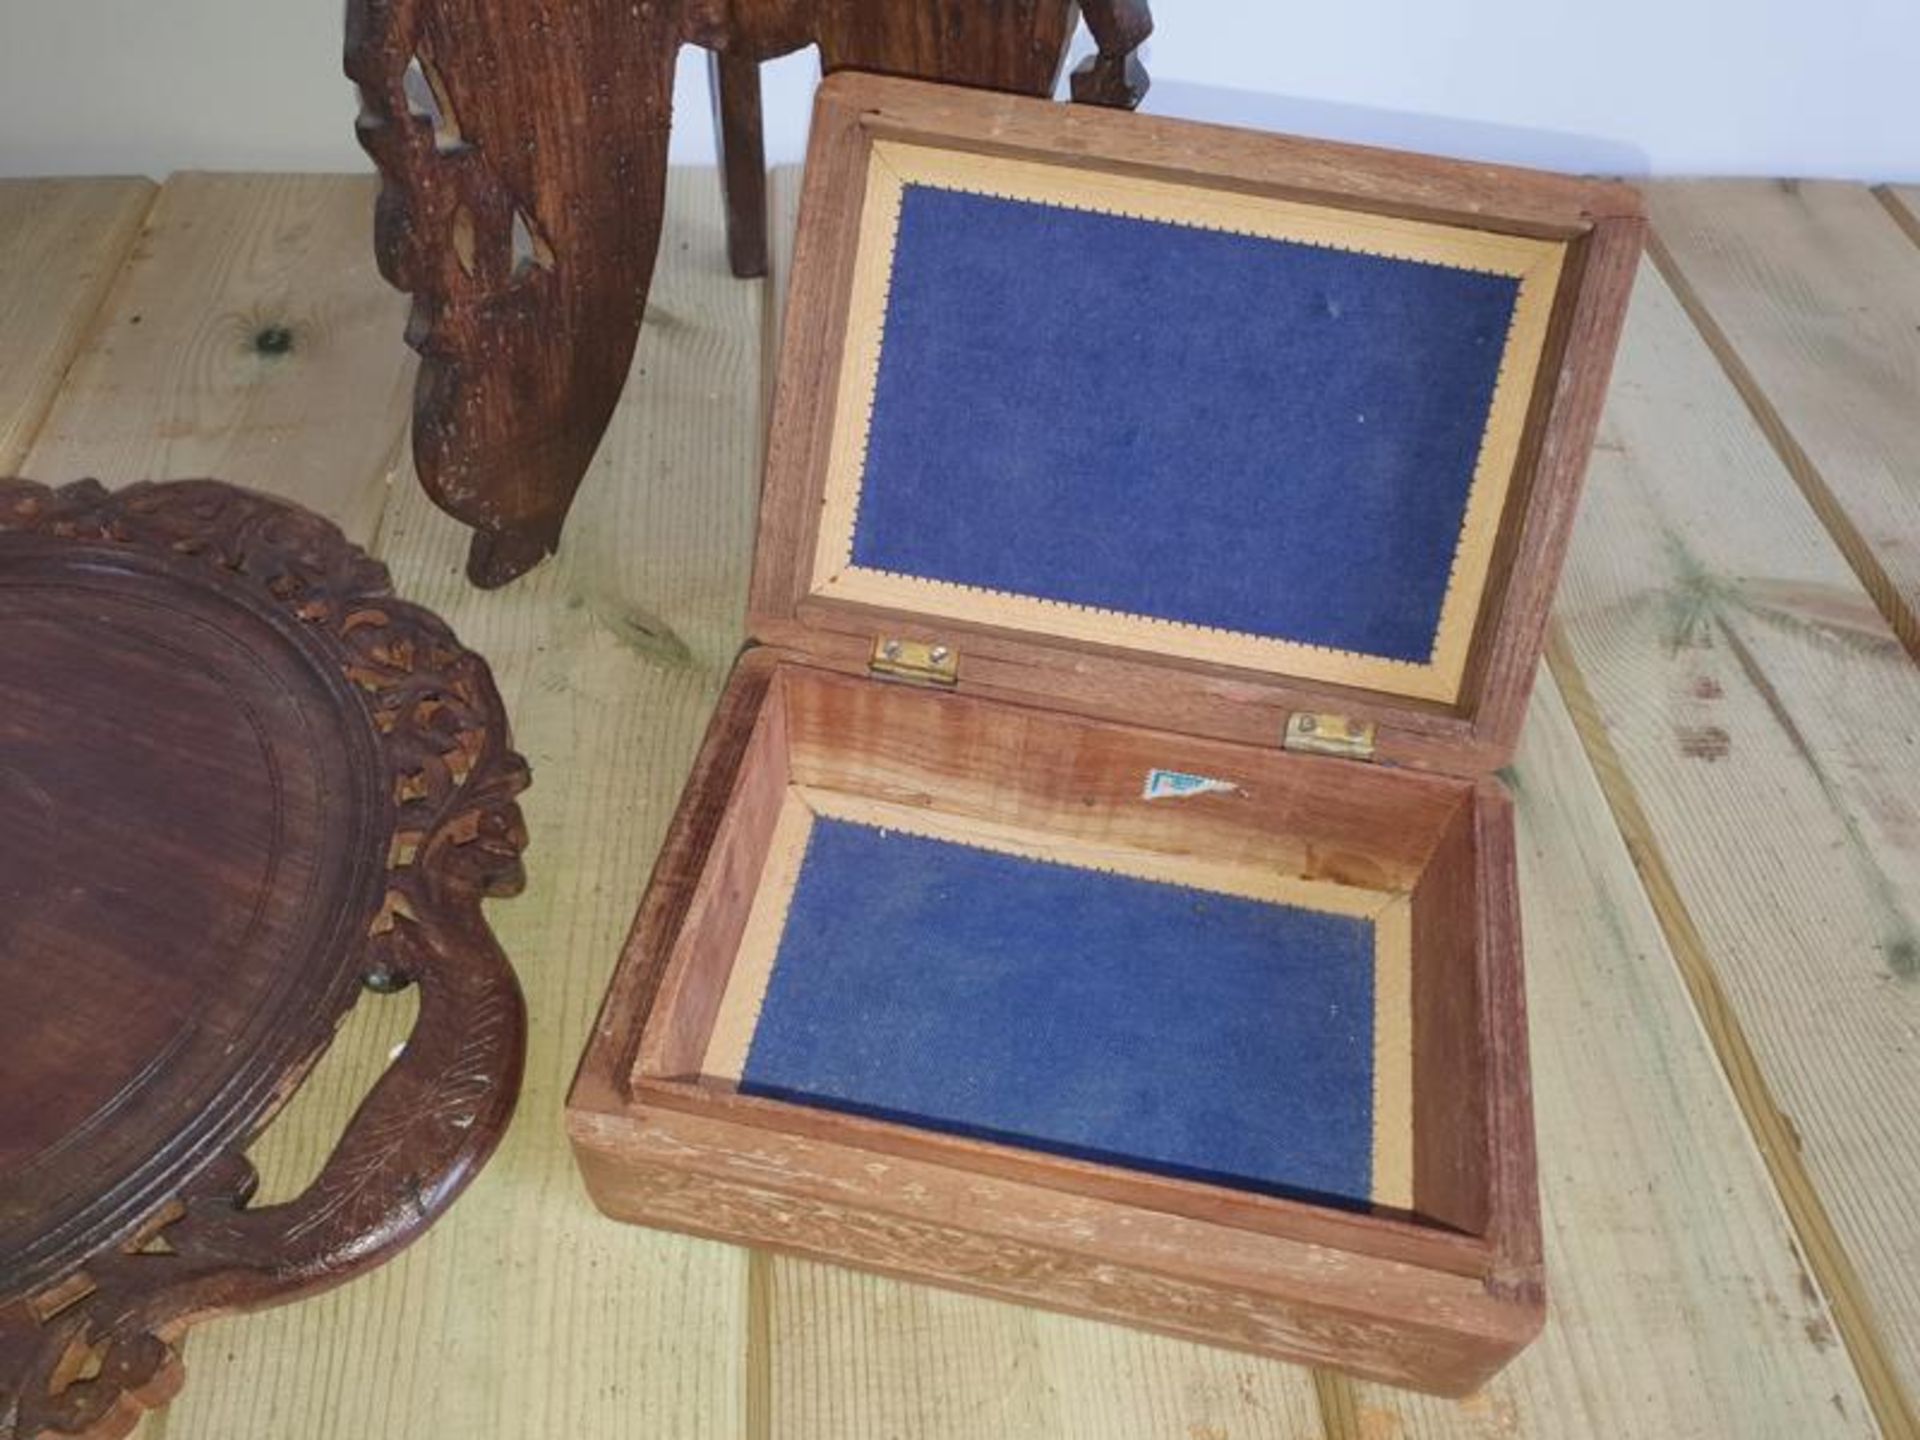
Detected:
[569,74,1642,1393]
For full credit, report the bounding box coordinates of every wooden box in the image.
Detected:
[568,74,1642,1393]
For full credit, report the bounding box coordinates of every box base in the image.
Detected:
[568,652,1544,1393]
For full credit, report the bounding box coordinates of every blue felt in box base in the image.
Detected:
[739,817,1382,1208]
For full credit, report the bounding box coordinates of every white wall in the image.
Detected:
[1,1,1915,181]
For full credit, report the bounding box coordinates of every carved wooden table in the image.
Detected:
[0,479,529,1440]
[344,0,1154,587]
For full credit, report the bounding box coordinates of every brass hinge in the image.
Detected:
[1283,711,1377,761]
[869,636,958,688]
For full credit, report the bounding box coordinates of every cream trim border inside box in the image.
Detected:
[701,786,1416,1213]
[808,140,1567,707]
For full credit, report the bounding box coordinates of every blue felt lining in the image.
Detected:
[849,183,1521,663]
[740,817,1379,1206]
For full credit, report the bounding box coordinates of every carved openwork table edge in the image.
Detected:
[0,478,530,1440]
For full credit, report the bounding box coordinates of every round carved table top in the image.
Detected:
[0,480,529,1440]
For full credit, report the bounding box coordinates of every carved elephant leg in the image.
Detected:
[709,50,770,280]
[347,0,680,587]
[1072,0,1153,108]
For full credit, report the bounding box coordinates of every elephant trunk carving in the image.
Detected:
[347,0,1151,587]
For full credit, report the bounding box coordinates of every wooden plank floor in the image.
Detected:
[2,164,1916,1439]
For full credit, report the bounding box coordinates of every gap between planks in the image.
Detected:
[1646,183,1920,669]
[1313,1370,1363,1440]
[1644,227,1920,666]
[1547,629,1918,1440]
[746,1249,774,1440]
[0,178,157,472]
[1872,185,1920,250]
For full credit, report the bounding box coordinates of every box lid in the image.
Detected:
[750,74,1643,773]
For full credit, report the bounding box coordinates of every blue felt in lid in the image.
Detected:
[806,143,1568,707]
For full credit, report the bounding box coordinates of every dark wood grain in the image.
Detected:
[347,2,1152,586]
[710,50,771,280]
[0,479,529,1440]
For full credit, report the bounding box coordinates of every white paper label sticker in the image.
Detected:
[1141,768,1240,801]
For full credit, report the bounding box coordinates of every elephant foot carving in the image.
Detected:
[347,0,676,587]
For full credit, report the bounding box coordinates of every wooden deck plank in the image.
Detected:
[0,177,154,472]
[1344,676,1875,1439]
[61,169,762,1440]
[20,173,413,546]
[1543,258,1920,1435]
[1647,180,1920,660]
